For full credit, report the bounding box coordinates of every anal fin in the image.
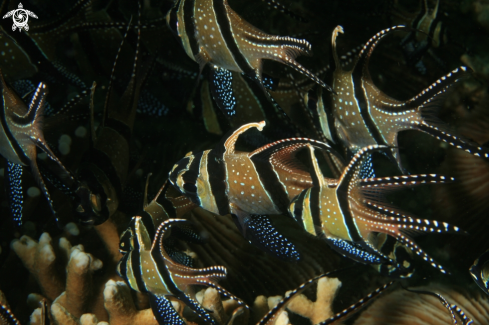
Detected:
[323,236,388,265]
[148,293,185,325]
[5,162,23,227]
[244,215,301,262]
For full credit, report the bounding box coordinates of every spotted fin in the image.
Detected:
[416,121,489,160]
[470,249,489,296]
[208,67,305,138]
[171,223,206,245]
[136,90,170,117]
[152,219,246,324]
[9,81,47,126]
[163,239,195,268]
[5,162,23,227]
[209,66,237,118]
[341,146,461,274]
[360,174,454,188]
[358,152,375,179]
[249,136,342,169]
[148,293,186,325]
[0,302,21,325]
[323,237,386,265]
[243,215,300,262]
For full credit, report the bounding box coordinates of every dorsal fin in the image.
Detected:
[354,25,406,82]
[215,121,266,156]
[19,82,48,124]
[331,25,345,72]
[249,132,342,160]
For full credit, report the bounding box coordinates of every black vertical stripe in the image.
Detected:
[157,182,177,218]
[151,226,181,295]
[207,149,230,215]
[212,0,255,77]
[131,226,148,293]
[251,157,290,213]
[118,253,129,279]
[337,173,363,243]
[169,157,191,185]
[351,50,386,147]
[292,191,306,225]
[0,108,29,165]
[182,0,200,56]
[309,187,322,229]
[182,151,203,206]
[140,211,156,239]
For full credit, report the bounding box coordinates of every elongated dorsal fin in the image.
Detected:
[20,82,48,124]
[331,25,345,72]
[249,137,342,183]
[216,121,266,156]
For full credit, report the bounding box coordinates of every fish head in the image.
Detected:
[168,151,207,207]
[119,221,136,255]
[73,183,109,226]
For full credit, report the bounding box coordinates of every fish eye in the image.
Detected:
[183,183,197,193]
[119,229,134,253]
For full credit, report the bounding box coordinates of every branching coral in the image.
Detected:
[25,267,344,325]
[11,231,107,321]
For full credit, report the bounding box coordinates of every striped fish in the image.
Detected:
[326,25,488,172]
[289,145,463,274]
[398,0,448,74]
[73,11,153,225]
[470,249,489,296]
[166,0,334,136]
[165,0,332,92]
[0,71,74,227]
[117,216,246,325]
[168,121,343,259]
